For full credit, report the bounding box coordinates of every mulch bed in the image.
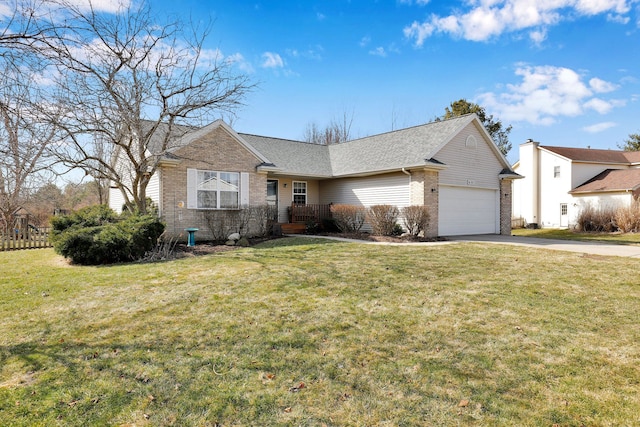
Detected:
[174,233,444,258]
[317,232,446,243]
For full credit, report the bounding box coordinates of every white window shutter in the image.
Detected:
[187,168,198,209]
[240,172,250,207]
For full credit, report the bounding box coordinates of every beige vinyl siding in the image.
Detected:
[435,122,503,190]
[319,172,410,207]
[319,172,410,231]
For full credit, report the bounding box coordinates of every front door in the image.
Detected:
[560,203,568,227]
[267,180,278,221]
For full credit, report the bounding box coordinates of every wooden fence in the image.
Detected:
[0,227,52,251]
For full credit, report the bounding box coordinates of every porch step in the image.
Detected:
[280,223,307,234]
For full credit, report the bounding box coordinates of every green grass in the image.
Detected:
[1,238,639,426]
[512,227,640,244]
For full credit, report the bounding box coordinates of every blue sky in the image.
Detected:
[64,1,640,162]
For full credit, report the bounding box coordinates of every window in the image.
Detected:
[196,170,239,209]
[554,166,560,178]
[293,181,307,205]
[560,203,568,215]
[465,135,477,148]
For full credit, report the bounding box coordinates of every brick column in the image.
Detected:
[500,179,512,235]
[424,171,439,238]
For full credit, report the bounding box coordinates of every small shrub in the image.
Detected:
[305,220,320,234]
[367,204,399,236]
[201,205,277,240]
[576,204,617,232]
[402,205,430,237]
[51,204,116,235]
[615,201,640,233]
[250,205,278,237]
[321,218,341,233]
[51,206,165,265]
[330,204,366,233]
[201,210,237,241]
[144,232,181,261]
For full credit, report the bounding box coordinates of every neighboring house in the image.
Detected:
[109,114,520,238]
[512,140,640,228]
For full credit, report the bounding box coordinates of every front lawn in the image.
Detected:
[512,227,640,245]
[1,239,639,426]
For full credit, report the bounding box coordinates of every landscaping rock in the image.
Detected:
[228,232,241,241]
[225,240,236,246]
[237,237,250,247]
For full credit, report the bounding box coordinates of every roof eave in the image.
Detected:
[333,162,450,179]
[569,188,634,194]
[158,157,182,167]
[499,168,523,180]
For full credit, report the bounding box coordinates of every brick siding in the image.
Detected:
[160,126,266,240]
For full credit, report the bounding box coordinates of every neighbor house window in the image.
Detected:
[293,181,307,205]
[561,203,568,215]
[196,170,239,209]
[554,166,560,178]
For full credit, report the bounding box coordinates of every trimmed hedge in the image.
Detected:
[51,205,165,265]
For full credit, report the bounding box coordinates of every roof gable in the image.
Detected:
[170,120,270,164]
[327,114,510,177]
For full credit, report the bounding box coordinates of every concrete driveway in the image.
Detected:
[446,234,640,258]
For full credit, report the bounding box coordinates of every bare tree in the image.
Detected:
[19,0,254,213]
[302,109,354,145]
[0,60,58,231]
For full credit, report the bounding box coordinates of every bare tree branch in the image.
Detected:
[0,58,59,230]
[16,0,254,213]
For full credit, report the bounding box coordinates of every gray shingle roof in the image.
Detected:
[327,115,474,176]
[239,115,479,177]
[238,133,333,177]
[153,114,507,178]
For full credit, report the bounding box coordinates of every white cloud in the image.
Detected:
[529,28,547,45]
[66,0,131,13]
[589,77,618,93]
[476,64,621,125]
[317,12,326,21]
[226,53,254,73]
[0,3,12,17]
[404,0,633,45]
[583,121,617,133]
[285,45,324,61]
[369,47,387,57]
[261,52,284,69]
[584,97,614,113]
[398,0,430,5]
[607,13,630,23]
[359,36,371,47]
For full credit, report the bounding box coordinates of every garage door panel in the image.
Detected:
[439,186,497,236]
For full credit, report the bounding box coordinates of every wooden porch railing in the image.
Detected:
[290,203,332,224]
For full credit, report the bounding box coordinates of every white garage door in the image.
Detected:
[439,186,498,236]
